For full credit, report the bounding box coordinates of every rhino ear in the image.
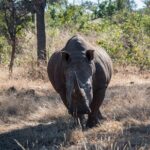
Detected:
[86,50,94,61]
[61,51,70,62]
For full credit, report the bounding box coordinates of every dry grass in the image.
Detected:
[0,65,150,150]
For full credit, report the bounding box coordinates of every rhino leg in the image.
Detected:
[59,90,68,109]
[86,88,106,128]
[71,115,85,129]
[78,115,86,129]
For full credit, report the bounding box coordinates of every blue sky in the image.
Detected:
[134,0,145,9]
[68,0,145,9]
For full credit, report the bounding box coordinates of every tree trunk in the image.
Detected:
[36,1,46,64]
[9,37,16,73]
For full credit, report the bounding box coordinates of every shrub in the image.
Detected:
[0,36,11,64]
[94,11,150,68]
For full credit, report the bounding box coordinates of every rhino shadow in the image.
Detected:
[0,117,74,150]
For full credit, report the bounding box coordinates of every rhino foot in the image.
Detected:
[86,111,106,128]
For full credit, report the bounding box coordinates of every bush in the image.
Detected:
[93,11,150,68]
[47,3,90,29]
[0,36,11,64]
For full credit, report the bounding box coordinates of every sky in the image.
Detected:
[68,0,145,9]
[134,0,145,9]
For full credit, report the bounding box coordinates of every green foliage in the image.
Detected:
[46,5,150,68]
[141,14,150,36]
[47,3,90,29]
[0,0,32,39]
[0,36,11,64]
[0,0,149,69]
[115,0,136,11]
[0,0,32,65]
[95,11,150,68]
[96,0,116,18]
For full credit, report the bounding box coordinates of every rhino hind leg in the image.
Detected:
[86,88,106,128]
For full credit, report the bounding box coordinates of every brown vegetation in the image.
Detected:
[0,65,150,150]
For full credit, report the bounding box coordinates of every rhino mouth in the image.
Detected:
[68,103,91,116]
[66,71,92,116]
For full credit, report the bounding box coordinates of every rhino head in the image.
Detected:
[61,50,95,116]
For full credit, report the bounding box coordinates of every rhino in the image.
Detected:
[47,35,113,128]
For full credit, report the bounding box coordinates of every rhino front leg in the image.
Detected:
[86,88,106,128]
[78,115,86,129]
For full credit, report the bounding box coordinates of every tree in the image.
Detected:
[143,0,150,14]
[95,0,116,18]
[33,0,46,64]
[143,0,150,8]
[0,0,31,73]
[32,0,66,64]
[116,0,136,11]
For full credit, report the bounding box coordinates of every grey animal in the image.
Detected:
[47,35,113,128]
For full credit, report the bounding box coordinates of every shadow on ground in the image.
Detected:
[110,124,150,149]
[0,117,74,150]
[0,120,150,150]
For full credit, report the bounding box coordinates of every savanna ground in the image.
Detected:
[0,1,150,149]
[0,64,149,150]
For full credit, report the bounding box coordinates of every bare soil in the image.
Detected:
[0,66,150,150]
